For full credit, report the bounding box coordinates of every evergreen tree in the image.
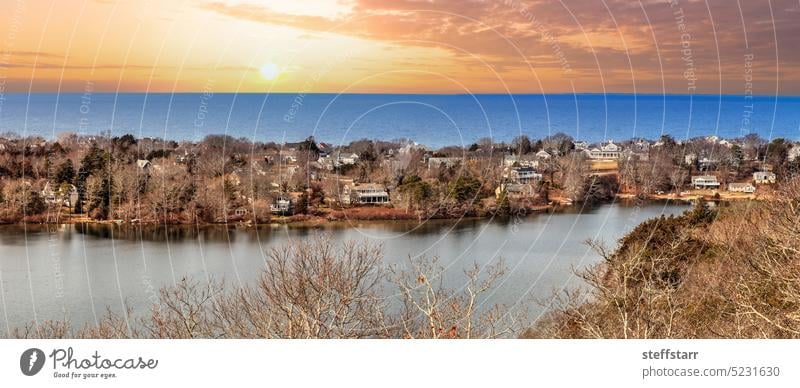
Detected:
[54,159,75,184]
[88,173,113,220]
[496,187,511,217]
[295,191,309,215]
[448,175,482,203]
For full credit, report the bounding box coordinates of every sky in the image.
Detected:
[0,0,798,94]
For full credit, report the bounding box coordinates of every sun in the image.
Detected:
[259,63,281,81]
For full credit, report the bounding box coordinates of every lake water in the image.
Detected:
[1,93,799,147]
[0,201,689,333]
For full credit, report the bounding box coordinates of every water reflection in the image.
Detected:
[0,201,689,330]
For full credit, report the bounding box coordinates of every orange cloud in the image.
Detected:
[1,0,798,94]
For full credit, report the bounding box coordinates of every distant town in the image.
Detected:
[0,131,798,225]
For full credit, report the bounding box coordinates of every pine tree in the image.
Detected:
[54,159,75,184]
[496,187,511,217]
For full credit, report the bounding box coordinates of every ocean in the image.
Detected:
[0,93,798,147]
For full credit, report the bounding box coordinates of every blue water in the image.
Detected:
[1,93,798,147]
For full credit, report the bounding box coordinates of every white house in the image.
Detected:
[753,171,776,184]
[41,182,79,208]
[728,183,755,193]
[270,198,293,214]
[691,175,720,189]
[535,150,551,160]
[136,159,151,172]
[788,145,800,162]
[343,183,390,205]
[337,153,359,166]
[589,141,622,159]
[508,167,542,184]
[427,157,462,169]
[502,154,538,168]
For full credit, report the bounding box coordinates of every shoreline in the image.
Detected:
[0,195,730,228]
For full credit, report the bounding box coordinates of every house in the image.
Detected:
[317,142,332,157]
[502,154,518,167]
[508,167,542,184]
[427,157,461,169]
[573,141,589,150]
[626,139,651,160]
[318,152,360,169]
[233,207,249,217]
[698,157,718,171]
[337,152,359,165]
[175,150,194,164]
[631,139,650,153]
[262,148,298,165]
[502,154,538,168]
[753,171,776,184]
[343,183,390,205]
[691,175,720,189]
[270,198,293,214]
[496,183,534,199]
[728,183,756,193]
[41,182,58,204]
[41,182,79,208]
[788,145,800,162]
[136,159,151,172]
[535,150,551,160]
[589,141,622,159]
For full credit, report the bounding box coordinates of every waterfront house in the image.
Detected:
[691,175,720,189]
[41,182,79,208]
[753,171,776,184]
[343,183,390,205]
[270,197,293,214]
[508,167,543,184]
[728,183,756,193]
[495,183,534,199]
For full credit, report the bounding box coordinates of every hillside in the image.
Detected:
[528,179,800,338]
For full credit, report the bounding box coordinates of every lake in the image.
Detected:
[0,201,689,333]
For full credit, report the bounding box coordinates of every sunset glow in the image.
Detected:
[0,0,798,94]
